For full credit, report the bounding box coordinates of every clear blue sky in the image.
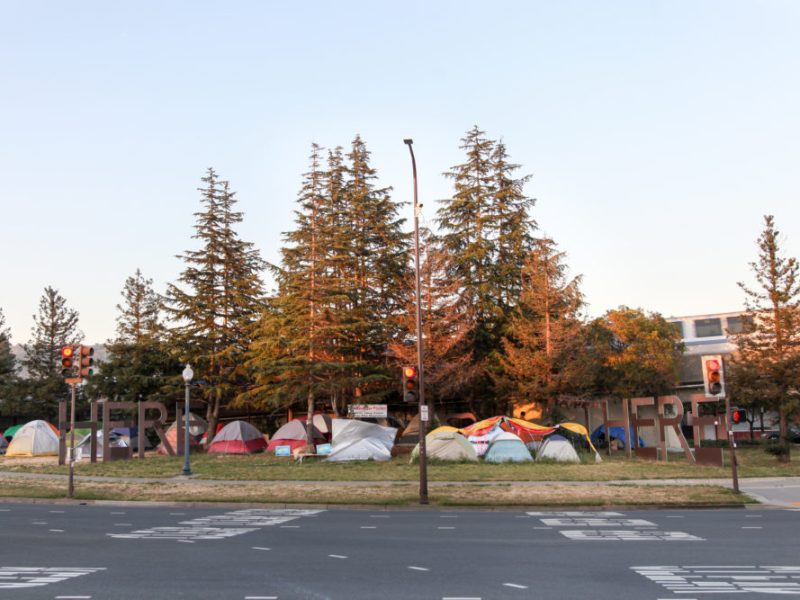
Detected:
[2,0,799,344]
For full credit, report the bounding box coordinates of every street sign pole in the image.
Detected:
[67,381,77,499]
[724,395,740,493]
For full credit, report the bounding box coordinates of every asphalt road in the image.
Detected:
[0,502,798,599]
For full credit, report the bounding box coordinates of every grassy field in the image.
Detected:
[1,446,798,482]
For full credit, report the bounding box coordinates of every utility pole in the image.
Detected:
[404,138,428,505]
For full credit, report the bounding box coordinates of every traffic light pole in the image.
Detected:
[404,138,428,505]
[67,382,76,499]
[724,395,740,493]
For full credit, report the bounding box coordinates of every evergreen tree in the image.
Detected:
[0,307,15,384]
[437,126,536,410]
[166,169,265,442]
[88,269,174,404]
[729,215,800,461]
[0,307,19,413]
[245,138,410,425]
[498,239,585,417]
[388,228,471,408]
[243,144,345,438]
[22,287,81,419]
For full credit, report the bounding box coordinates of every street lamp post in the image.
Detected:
[403,138,428,505]
[181,364,193,476]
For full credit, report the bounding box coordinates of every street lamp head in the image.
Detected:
[182,364,194,383]
[403,138,413,145]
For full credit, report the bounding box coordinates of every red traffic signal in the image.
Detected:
[78,345,94,378]
[60,345,76,378]
[732,409,746,424]
[702,354,725,397]
[402,365,419,403]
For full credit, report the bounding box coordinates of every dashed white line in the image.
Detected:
[49,510,66,514]
[360,526,376,529]
[408,566,429,571]
[742,526,763,529]
[503,583,528,589]
[370,515,389,518]
[440,515,458,518]
[55,596,92,599]
[437,526,455,530]
[279,525,300,528]
[745,514,762,517]
[113,523,133,527]
[252,547,271,551]
[328,554,348,559]
[533,526,552,530]
[110,512,125,515]
[32,521,47,525]
[442,597,481,600]
[49,529,65,532]
[666,515,684,518]
[244,596,277,599]
[0,509,10,512]
[169,512,185,516]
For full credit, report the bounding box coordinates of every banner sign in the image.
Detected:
[350,404,388,418]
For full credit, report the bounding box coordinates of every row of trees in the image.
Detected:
[0,128,797,458]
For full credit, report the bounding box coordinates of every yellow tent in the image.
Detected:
[558,422,601,457]
[429,425,459,436]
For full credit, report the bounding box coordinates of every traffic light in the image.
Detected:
[732,408,746,424]
[702,354,725,397]
[60,345,76,379]
[78,345,94,378]
[402,365,418,403]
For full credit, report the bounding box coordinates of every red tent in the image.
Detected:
[267,420,325,453]
[208,421,267,454]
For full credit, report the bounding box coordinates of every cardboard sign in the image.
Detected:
[316,443,332,455]
[275,445,291,457]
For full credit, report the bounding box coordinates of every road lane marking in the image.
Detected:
[360,526,376,529]
[279,525,300,528]
[563,530,703,541]
[533,527,552,530]
[252,547,271,551]
[408,566,429,571]
[55,596,91,599]
[370,515,389,518]
[328,555,347,559]
[110,512,125,515]
[49,529,64,533]
[742,526,762,529]
[503,583,527,589]
[0,567,105,589]
[244,596,277,599]
[113,523,132,527]
[49,511,65,514]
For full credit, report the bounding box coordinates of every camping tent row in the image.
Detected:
[410,426,591,464]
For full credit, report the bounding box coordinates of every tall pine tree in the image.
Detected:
[498,239,585,418]
[88,269,173,404]
[0,307,18,413]
[729,215,800,461]
[437,126,536,411]
[22,287,81,419]
[166,169,265,442]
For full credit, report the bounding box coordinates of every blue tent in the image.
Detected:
[590,425,645,449]
[484,432,532,463]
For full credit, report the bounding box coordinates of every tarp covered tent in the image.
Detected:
[410,430,478,462]
[267,420,325,453]
[6,420,60,457]
[208,420,268,454]
[590,425,645,450]
[462,416,555,455]
[428,425,459,436]
[536,434,580,463]
[467,427,506,457]
[157,413,207,455]
[326,419,396,462]
[484,431,533,463]
[557,422,602,462]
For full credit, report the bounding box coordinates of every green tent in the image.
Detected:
[3,424,23,440]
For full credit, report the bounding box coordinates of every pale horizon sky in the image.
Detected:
[2,0,799,345]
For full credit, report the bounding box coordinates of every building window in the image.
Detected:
[726,315,752,335]
[695,318,722,337]
[669,321,684,338]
